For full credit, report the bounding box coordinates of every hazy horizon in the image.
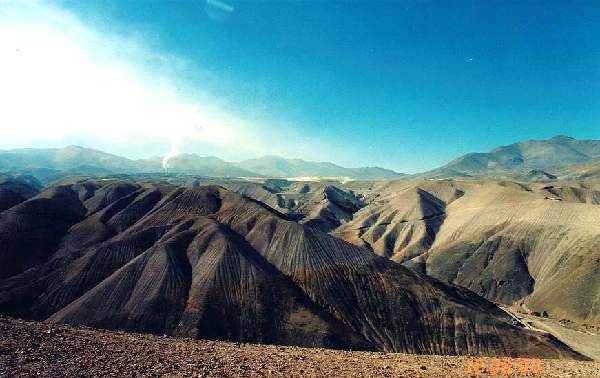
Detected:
[2,1,600,173]
[0,132,595,175]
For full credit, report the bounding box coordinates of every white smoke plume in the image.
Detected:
[162,136,181,170]
[162,125,204,170]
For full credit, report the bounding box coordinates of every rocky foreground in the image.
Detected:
[1,317,599,378]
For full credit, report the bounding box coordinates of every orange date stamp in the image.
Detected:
[467,357,543,376]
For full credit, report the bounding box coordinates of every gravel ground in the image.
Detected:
[1,316,599,377]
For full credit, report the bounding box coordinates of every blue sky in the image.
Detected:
[2,1,600,173]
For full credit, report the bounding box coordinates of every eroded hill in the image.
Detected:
[335,179,600,332]
[0,178,584,358]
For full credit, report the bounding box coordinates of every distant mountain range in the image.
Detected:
[2,135,600,183]
[0,146,406,182]
[420,135,600,180]
[236,155,403,179]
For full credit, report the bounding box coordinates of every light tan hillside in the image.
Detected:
[335,179,600,330]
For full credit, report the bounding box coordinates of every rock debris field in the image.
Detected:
[1,317,599,377]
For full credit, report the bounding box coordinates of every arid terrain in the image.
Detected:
[2,316,599,378]
[0,179,583,358]
[4,0,600,370]
[335,179,600,331]
[2,136,600,376]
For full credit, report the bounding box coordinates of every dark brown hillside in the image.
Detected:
[48,218,370,349]
[0,179,587,359]
[0,185,86,279]
[0,175,40,212]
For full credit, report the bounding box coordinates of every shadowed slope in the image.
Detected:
[0,175,40,212]
[49,218,371,349]
[0,185,86,279]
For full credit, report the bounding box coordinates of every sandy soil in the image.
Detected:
[1,317,599,378]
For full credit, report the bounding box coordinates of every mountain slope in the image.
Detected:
[0,147,404,180]
[335,179,600,331]
[0,146,136,173]
[0,185,87,279]
[0,174,41,212]
[221,180,364,232]
[0,179,583,358]
[557,158,600,181]
[421,136,600,179]
[236,155,405,179]
[148,154,258,177]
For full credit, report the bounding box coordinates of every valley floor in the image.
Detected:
[502,308,600,362]
[1,317,599,378]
